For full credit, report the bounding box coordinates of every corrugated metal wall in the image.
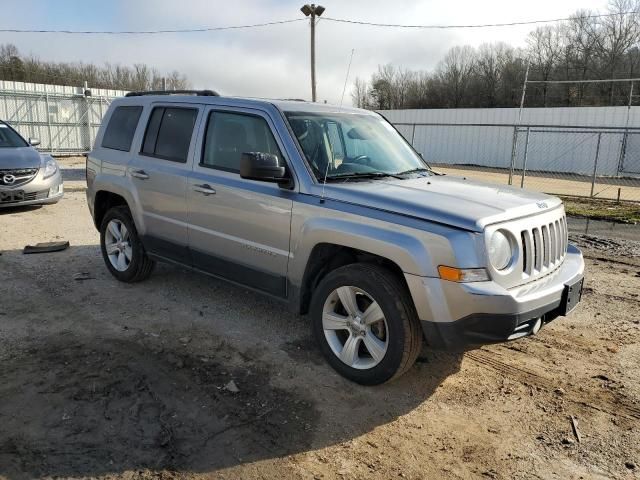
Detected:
[381,107,640,176]
[0,80,127,154]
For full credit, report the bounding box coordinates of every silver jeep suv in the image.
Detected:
[86,91,584,385]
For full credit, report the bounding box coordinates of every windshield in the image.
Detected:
[284,111,430,180]
[0,122,28,148]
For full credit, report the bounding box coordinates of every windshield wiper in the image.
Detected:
[395,167,433,176]
[325,171,403,181]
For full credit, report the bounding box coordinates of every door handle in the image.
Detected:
[193,184,216,195]
[129,169,149,180]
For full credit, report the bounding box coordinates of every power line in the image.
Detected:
[0,10,638,35]
[0,18,305,35]
[321,10,640,29]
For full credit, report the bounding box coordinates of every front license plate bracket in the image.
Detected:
[561,277,584,315]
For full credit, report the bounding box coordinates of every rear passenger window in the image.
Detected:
[141,107,198,162]
[101,106,142,151]
[201,111,282,172]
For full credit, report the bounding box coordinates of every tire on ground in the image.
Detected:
[99,205,155,283]
[311,263,423,385]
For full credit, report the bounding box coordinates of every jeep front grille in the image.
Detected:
[520,215,567,278]
[0,168,39,187]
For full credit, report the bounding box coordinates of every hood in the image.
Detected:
[0,147,42,170]
[321,174,562,232]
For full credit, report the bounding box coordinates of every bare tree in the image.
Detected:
[527,25,566,106]
[351,77,370,108]
[594,0,640,102]
[475,43,513,107]
[437,46,476,107]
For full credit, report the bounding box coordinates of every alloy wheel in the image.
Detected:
[322,285,389,370]
[104,219,132,272]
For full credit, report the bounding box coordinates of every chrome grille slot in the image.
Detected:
[549,222,557,265]
[532,227,541,271]
[521,231,531,275]
[554,220,561,263]
[541,225,550,268]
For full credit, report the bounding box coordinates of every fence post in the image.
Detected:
[590,132,602,198]
[520,127,531,188]
[509,60,530,185]
[617,81,634,175]
[44,92,53,154]
[411,124,416,146]
[82,81,93,152]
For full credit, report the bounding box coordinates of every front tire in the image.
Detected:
[311,264,422,385]
[100,206,155,283]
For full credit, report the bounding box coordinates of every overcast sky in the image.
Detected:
[1,0,609,104]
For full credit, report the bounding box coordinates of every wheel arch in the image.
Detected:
[93,190,129,229]
[91,180,144,234]
[297,242,416,316]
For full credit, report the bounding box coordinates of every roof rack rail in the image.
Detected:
[125,89,220,97]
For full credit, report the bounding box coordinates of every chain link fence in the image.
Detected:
[392,120,640,203]
[0,80,126,155]
[509,126,640,202]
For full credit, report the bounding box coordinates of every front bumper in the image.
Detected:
[0,170,63,208]
[405,244,585,348]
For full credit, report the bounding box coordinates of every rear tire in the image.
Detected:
[311,263,422,385]
[100,206,155,283]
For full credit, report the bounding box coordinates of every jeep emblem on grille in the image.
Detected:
[2,174,16,185]
[536,201,548,209]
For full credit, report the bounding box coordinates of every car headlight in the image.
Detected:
[488,230,513,270]
[43,157,58,179]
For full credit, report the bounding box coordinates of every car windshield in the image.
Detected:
[284,111,430,181]
[0,123,28,148]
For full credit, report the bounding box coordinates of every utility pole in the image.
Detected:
[301,4,325,102]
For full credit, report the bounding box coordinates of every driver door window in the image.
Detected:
[201,111,282,172]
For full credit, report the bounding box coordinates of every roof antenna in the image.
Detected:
[319,157,331,204]
[340,49,355,107]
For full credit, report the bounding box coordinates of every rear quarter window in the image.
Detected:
[101,106,143,152]
[141,107,198,163]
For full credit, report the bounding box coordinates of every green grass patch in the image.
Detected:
[561,196,640,224]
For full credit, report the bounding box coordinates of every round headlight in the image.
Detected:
[488,230,512,270]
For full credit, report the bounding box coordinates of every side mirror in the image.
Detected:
[240,152,287,183]
[29,137,41,146]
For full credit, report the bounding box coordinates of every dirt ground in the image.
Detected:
[1,165,639,479]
